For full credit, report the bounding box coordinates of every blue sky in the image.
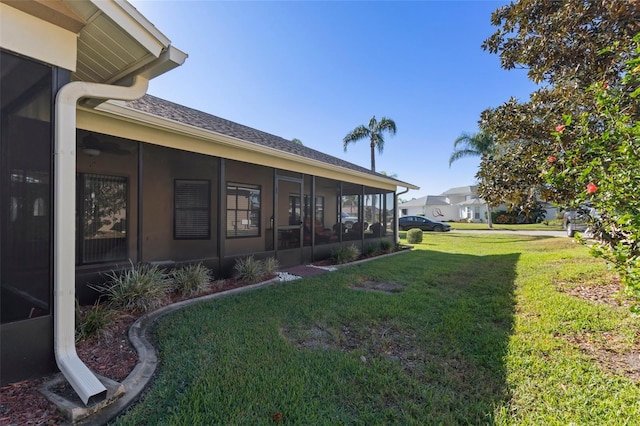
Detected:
[130,0,537,199]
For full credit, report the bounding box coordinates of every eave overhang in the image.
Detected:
[3,0,187,83]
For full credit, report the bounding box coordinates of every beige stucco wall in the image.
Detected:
[0,3,77,71]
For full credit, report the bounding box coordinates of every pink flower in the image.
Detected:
[548,156,557,163]
[586,182,598,194]
[555,124,565,132]
[602,82,609,89]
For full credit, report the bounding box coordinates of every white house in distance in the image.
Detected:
[399,186,489,222]
[399,185,561,224]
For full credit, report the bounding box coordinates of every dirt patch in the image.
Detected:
[351,280,406,294]
[281,325,334,351]
[557,278,640,383]
[560,277,634,310]
[283,322,425,375]
[564,331,640,382]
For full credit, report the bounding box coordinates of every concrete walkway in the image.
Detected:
[451,229,567,238]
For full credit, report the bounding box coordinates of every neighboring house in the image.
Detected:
[400,185,561,224]
[400,186,489,222]
[0,0,418,399]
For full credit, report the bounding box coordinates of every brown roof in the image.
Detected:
[125,94,401,182]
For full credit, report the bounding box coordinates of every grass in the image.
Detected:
[113,233,638,425]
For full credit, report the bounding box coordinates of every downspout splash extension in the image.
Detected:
[54,76,149,406]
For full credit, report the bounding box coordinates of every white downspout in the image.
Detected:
[54,76,149,405]
[396,187,410,243]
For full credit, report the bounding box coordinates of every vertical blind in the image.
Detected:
[174,179,210,239]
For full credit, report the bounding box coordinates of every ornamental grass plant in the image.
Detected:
[330,244,361,264]
[171,263,213,298]
[90,262,172,313]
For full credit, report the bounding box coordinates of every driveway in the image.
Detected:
[451,229,566,238]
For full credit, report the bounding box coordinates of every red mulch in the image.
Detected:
[0,276,273,425]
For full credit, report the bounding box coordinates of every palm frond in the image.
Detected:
[375,117,397,135]
[450,131,495,167]
[343,125,370,151]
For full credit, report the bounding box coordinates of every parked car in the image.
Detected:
[399,216,451,232]
[341,212,358,228]
[563,205,597,237]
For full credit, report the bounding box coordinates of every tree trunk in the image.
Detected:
[370,142,376,172]
[487,203,493,228]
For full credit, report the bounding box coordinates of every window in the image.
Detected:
[227,183,261,237]
[313,196,324,224]
[175,179,210,239]
[288,194,301,225]
[77,174,128,264]
[299,195,324,224]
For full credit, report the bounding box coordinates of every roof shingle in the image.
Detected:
[125,95,390,180]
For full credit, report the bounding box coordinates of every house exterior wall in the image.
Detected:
[424,205,458,222]
[0,3,77,71]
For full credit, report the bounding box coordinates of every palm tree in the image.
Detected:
[449,131,495,228]
[343,116,397,172]
[448,131,494,167]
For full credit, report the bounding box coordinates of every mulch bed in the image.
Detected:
[0,275,275,425]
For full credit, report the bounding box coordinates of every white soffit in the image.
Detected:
[62,0,181,83]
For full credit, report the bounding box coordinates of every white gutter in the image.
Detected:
[54,75,149,406]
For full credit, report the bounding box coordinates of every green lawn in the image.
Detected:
[113,234,638,425]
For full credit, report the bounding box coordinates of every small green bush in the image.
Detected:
[234,256,265,283]
[172,263,212,297]
[75,299,115,342]
[379,240,392,253]
[262,257,280,275]
[331,244,361,264]
[406,228,423,244]
[90,262,172,313]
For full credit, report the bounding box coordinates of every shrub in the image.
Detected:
[363,243,377,256]
[406,228,423,244]
[379,240,392,253]
[172,263,212,298]
[75,299,115,342]
[234,256,265,283]
[262,257,280,276]
[495,214,515,224]
[90,262,172,313]
[331,244,361,264]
